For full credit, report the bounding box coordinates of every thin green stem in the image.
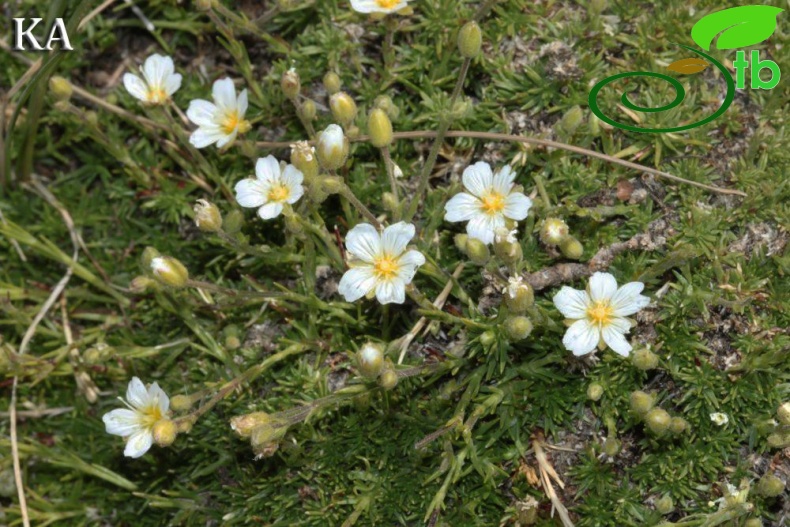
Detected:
[381,146,400,220]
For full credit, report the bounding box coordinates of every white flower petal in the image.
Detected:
[165,73,182,96]
[601,324,632,356]
[552,286,590,319]
[189,127,224,148]
[286,183,304,205]
[396,249,425,282]
[186,99,218,127]
[375,278,406,304]
[123,73,148,101]
[142,54,169,86]
[466,213,504,245]
[148,382,169,414]
[589,272,618,302]
[255,156,281,184]
[281,164,304,188]
[124,429,153,458]
[237,88,248,116]
[503,193,532,221]
[350,0,408,13]
[126,377,149,409]
[345,223,382,263]
[444,192,481,222]
[338,266,378,302]
[381,222,415,255]
[215,128,238,148]
[611,282,650,317]
[462,161,494,198]
[103,408,142,437]
[257,202,283,220]
[492,165,517,194]
[235,178,267,208]
[563,319,599,356]
[212,78,237,109]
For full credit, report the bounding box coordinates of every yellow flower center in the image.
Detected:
[221,111,250,135]
[146,87,167,103]
[480,192,505,215]
[139,403,164,428]
[374,255,399,278]
[376,0,399,8]
[268,184,290,203]
[587,301,614,326]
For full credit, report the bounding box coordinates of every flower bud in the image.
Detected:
[655,495,673,515]
[49,76,73,101]
[632,348,658,371]
[346,125,360,140]
[129,275,156,293]
[557,105,584,137]
[465,238,490,266]
[193,199,223,232]
[329,92,358,127]
[231,412,274,438]
[454,233,469,253]
[290,141,319,182]
[540,218,569,245]
[645,408,671,436]
[602,436,620,457]
[756,474,784,497]
[356,343,384,378]
[744,519,763,527]
[280,68,300,100]
[777,402,790,426]
[316,124,349,170]
[493,228,522,266]
[152,419,178,447]
[457,21,482,59]
[479,330,496,348]
[250,420,287,452]
[367,108,393,148]
[630,390,654,416]
[170,394,193,412]
[767,432,790,448]
[504,277,534,313]
[223,209,245,234]
[382,192,399,214]
[323,71,342,95]
[559,236,584,260]
[150,256,189,288]
[587,382,604,402]
[320,176,344,195]
[298,99,317,122]
[194,0,213,11]
[669,417,688,435]
[176,415,196,433]
[284,213,303,235]
[379,369,398,391]
[223,324,241,350]
[140,246,161,272]
[504,316,533,342]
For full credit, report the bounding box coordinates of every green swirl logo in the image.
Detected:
[588,5,783,134]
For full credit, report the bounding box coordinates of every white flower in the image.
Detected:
[710,412,729,426]
[350,0,409,14]
[338,222,425,304]
[552,272,650,357]
[444,162,532,245]
[505,275,524,297]
[102,377,170,458]
[123,54,182,105]
[235,155,304,220]
[186,78,250,149]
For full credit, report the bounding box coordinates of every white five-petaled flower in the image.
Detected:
[552,272,650,357]
[102,377,170,458]
[350,0,409,14]
[123,54,182,105]
[710,412,729,426]
[186,78,250,149]
[444,161,532,245]
[235,155,304,220]
[338,222,425,304]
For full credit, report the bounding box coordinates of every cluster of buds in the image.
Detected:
[629,390,688,437]
[355,343,398,390]
[540,217,583,260]
[131,247,190,291]
[230,411,289,458]
[766,402,790,448]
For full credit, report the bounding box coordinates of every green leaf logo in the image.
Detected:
[691,5,784,51]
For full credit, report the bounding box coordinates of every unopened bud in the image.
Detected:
[645,408,671,436]
[298,99,316,122]
[356,343,384,378]
[316,124,349,170]
[231,412,274,438]
[284,213,303,235]
[280,68,300,100]
[655,495,674,515]
[194,199,223,232]
[379,369,398,390]
[129,275,156,293]
[504,316,533,342]
[630,390,654,416]
[559,236,584,259]
[587,382,604,401]
[223,325,241,350]
[756,474,784,497]
[632,348,658,371]
[368,108,393,148]
[454,233,469,253]
[49,76,73,101]
[540,218,569,245]
[346,125,360,139]
[329,92,357,127]
[767,432,789,448]
[558,105,584,137]
[152,419,178,447]
[457,21,482,59]
[602,436,620,456]
[176,415,196,433]
[504,277,534,313]
[290,141,319,182]
[150,256,189,288]
[465,238,490,265]
[250,420,288,452]
[382,192,399,214]
[223,209,245,234]
[493,228,522,266]
[321,176,344,195]
[194,0,213,11]
[170,394,193,412]
[669,416,688,435]
[479,330,496,348]
[141,246,161,272]
[744,519,763,527]
[777,402,790,426]
[323,71,342,95]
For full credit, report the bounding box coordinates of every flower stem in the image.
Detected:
[339,185,382,229]
[381,146,400,220]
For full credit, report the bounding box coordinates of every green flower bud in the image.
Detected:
[630,390,654,416]
[756,474,784,497]
[140,246,161,272]
[379,369,398,391]
[457,21,482,59]
[493,228,522,266]
[290,141,319,182]
[329,92,358,127]
[49,76,73,101]
[777,402,790,426]
[454,233,469,253]
[744,519,763,527]
[346,125,361,140]
[590,0,607,14]
[374,94,399,120]
[223,209,245,234]
[356,343,384,378]
[540,218,569,245]
[632,348,658,371]
[465,238,490,266]
[479,330,496,348]
[559,236,584,260]
[504,278,534,313]
[504,316,533,342]
[129,275,156,293]
[280,68,300,100]
[251,420,288,454]
[309,182,330,203]
[368,108,393,148]
[223,324,241,350]
[655,495,674,515]
[767,432,790,448]
[150,256,189,288]
[557,105,584,137]
[320,176,344,195]
[193,199,223,232]
[170,394,194,412]
[587,382,604,402]
[176,415,196,433]
[0,468,16,498]
[152,419,178,447]
[669,416,688,435]
[231,412,274,438]
[194,0,214,11]
[284,213,303,235]
[316,124,349,170]
[645,408,671,436]
[602,436,620,457]
[323,71,342,95]
[298,99,317,122]
[382,192,399,214]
